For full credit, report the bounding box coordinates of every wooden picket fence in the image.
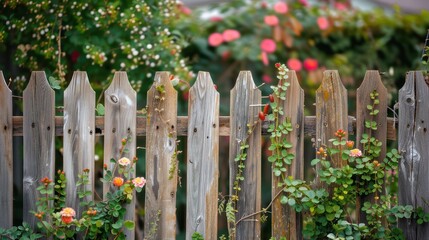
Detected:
[0,69,428,239]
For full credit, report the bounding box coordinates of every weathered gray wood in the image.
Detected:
[145,72,178,240]
[0,71,13,228]
[103,72,136,239]
[272,71,304,240]
[398,71,429,239]
[186,72,219,239]
[229,71,261,239]
[63,71,95,220]
[315,70,348,189]
[11,115,398,140]
[23,71,55,228]
[315,70,348,164]
[356,70,388,223]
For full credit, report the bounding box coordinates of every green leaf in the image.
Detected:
[48,76,61,90]
[96,103,105,116]
[124,220,135,230]
[311,158,320,166]
[288,198,296,206]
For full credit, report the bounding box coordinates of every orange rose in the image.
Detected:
[113,177,124,187]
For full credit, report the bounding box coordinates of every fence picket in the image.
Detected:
[398,71,429,239]
[272,70,304,240]
[315,70,348,188]
[0,71,13,228]
[145,72,178,240]
[229,71,261,239]
[103,72,136,239]
[63,71,95,220]
[186,72,219,239]
[356,70,388,223]
[23,71,55,228]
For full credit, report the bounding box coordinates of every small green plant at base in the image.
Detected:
[0,137,146,240]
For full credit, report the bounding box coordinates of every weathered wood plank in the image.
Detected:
[145,72,178,240]
[103,72,136,239]
[23,71,55,228]
[272,71,304,240]
[398,71,429,239]
[356,70,388,223]
[11,115,398,140]
[186,72,219,239]
[63,71,95,220]
[315,70,348,166]
[315,70,348,189]
[229,71,261,239]
[0,71,13,228]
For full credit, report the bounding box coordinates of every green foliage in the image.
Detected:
[192,232,204,240]
[0,137,146,239]
[1,0,193,94]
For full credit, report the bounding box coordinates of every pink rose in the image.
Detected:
[299,0,309,7]
[260,38,276,53]
[208,33,223,47]
[179,5,192,15]
[264,15,279,26]
[209,16,223,22]
[132,177,146,188]
[334,2,348,11]
[317,16,329,30]
[287,58,302,71]
[222,29,240,42]
[262,74,272,83]
[274,2,288,14]
[303,58,319,71]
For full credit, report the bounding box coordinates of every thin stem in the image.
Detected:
[235,187,285,226]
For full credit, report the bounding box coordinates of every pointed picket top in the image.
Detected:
[63,71,95,219]
[398,71,429,239]
[0,71,13,228]
[186,71,219,239]
[272,70,304,240]
[103,71,136,239]
[145,71,178,239]
[355,70,388,223]
[23,71,55,97]
[189,71,218,98]
[356,70,388,157]
[23,71,55,228]
[229,70,262,239]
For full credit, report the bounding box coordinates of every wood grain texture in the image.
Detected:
[0,71,13,228]
[398,71,429,239]
[186,72,219,239]
[272,71,304,240]
[103,72,136,240]
[11,115,398,140]
[314,70,348,189]
[355,70,388,223]
[63,71,95,220]
[23,71,55,228]
[144,72,178,240]
[229,71,261,240]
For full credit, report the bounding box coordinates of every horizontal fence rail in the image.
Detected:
[0,69,427,240]
[10,116,398,139]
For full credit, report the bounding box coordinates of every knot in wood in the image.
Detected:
[110,95,119,103]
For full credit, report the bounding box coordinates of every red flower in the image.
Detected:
[303,58,319,71]
[222,29,240,42]
[264,15,279,26]
[260,39,276,53]
[274,2,288,14]
[70,50,80,63]
[208,33,223,47]
[317,17,329,30]
[287,58,302,71]
[262,74,272,83]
